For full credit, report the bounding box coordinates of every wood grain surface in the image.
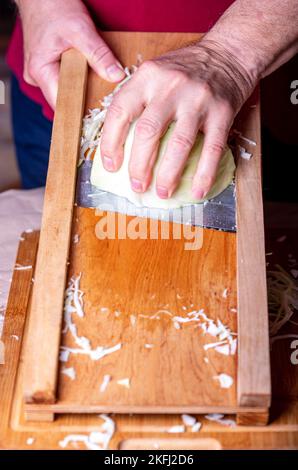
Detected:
[29,206,238,412]
[0,230,296,449]
[19,32,269,418]
[235,92,271,408]
[23,50,88,404]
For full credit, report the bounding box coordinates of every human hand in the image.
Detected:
[100,40,255,199]
[17,0,125,109]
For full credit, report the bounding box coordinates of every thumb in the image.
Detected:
[23,55,39,87]
[33,61,60,110]
[72,28,125,83]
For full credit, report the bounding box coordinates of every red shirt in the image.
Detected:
[7,0,234,120]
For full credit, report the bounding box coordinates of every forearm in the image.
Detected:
[203,0,298,81]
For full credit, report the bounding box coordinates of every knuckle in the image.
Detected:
[159,69,190,91]
[130,168,146,180]
[129,153,154,179]
[169,69,189,86]
[157,173,175,188]
[171,133,194,151]
[157,169,180,191]
[107,100,128,122]
[89,43,111,65]
[129,161,148,179]
[199,81,212,95]
[205,129,227,155]
[157,159,182,186]
[216,99,233,116]
[135,117,161,139]
[205,138,225,156]
[192,82,212,107]
[138,59,158,75]
[197,172,214,188]
[99,141,111,156]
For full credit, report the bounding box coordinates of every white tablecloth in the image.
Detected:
[0,188,44,335]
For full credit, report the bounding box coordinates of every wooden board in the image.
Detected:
[23,50,88,404]
[0,232,297,449]
[20,32,270,418]
[235,92,271,408]
[57,207,238,411]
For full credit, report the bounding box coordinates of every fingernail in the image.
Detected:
[106,63,125,81]
[156,186,169,199]
[131,178,143,192]
[103,156,115,171]
[192,188,207,200]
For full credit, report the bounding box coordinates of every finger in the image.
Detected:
[191,114,231,200]
[27,60,59,109]
[128,101,174,193]
[72,28,125,83]
[100,83,145,171]
[155,112,201,198]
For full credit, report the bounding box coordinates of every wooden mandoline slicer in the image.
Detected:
[9,33,271,425]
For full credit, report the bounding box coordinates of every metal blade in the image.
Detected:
[76,161,236,232]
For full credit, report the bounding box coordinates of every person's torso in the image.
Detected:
[86,0,234,32]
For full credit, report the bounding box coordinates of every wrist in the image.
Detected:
[205,31,265,81]
[16,0,57,19]
[16,0,81,18]
[191,38,257,111]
